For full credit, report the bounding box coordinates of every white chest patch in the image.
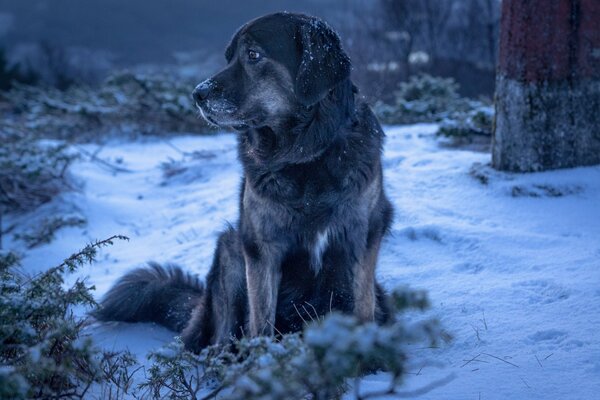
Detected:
[310,228,330,273]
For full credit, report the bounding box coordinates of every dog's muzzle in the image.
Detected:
[192,80,213,105]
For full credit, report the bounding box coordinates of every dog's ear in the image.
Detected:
[225,23,247,63]
[295,20,351,106]
[225,38,237,63]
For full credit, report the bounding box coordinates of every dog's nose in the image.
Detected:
[192,80,212,103]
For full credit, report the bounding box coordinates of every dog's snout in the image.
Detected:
[193,80,212,103]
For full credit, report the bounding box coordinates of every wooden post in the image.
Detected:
[492,0,600,172]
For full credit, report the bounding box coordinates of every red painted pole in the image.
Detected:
[492,0,600,171]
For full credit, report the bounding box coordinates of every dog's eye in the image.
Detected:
[248,50,261,62]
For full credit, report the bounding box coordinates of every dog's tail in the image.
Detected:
[94,262,204,333]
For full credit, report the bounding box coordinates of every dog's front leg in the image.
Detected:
[243,240,284,337]
[353,236,381,323]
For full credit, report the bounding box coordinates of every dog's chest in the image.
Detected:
[256,159,339,202]
[243,171,340,270]
[308,227,331,273]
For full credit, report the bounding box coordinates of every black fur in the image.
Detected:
[97,12,394,353]
[94,262,204,332]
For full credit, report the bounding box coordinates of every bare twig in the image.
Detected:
[462,359,489,364]
[198,384,227,400]
[471,324,481,342]
[163,140,191,156]
[519,376,531,389]
[461,353,482,368]
[304,301,321,321]
[267,320,284,338]
[358,373,455,399]
[293,302,309,325]
[301,304,316,322]
[74,145,134,173]
[482,353,519,368]
[329,291,334,313]
[481,311,488,330]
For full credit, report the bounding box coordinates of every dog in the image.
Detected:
[95,12,394,353]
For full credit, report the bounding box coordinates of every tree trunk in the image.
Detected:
[492,0,600,172]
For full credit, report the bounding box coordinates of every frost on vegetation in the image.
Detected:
[0,130,77,213]
[142,287,447,400]
[373,74,493,138]
[0,235,129,400]
[160,149,217,184]
[1,234,447,400]
[437,105,493,138]
[1,71,211,140]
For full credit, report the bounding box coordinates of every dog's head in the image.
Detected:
[193,13,351,131]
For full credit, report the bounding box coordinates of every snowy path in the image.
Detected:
[18,125,600,399]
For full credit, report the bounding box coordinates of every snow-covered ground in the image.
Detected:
[14,124,600,399]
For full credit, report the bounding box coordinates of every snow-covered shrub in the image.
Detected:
[373,74,492,132]
[1,236,445,400]
[374,74,462,124]
[144,287,446,400]
[0,130,77,213]
[437,105,494,138]
[96,350,140,399]
[0,235,128,399]
[3,71,210,140]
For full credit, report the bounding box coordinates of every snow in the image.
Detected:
[15,124,600,399]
